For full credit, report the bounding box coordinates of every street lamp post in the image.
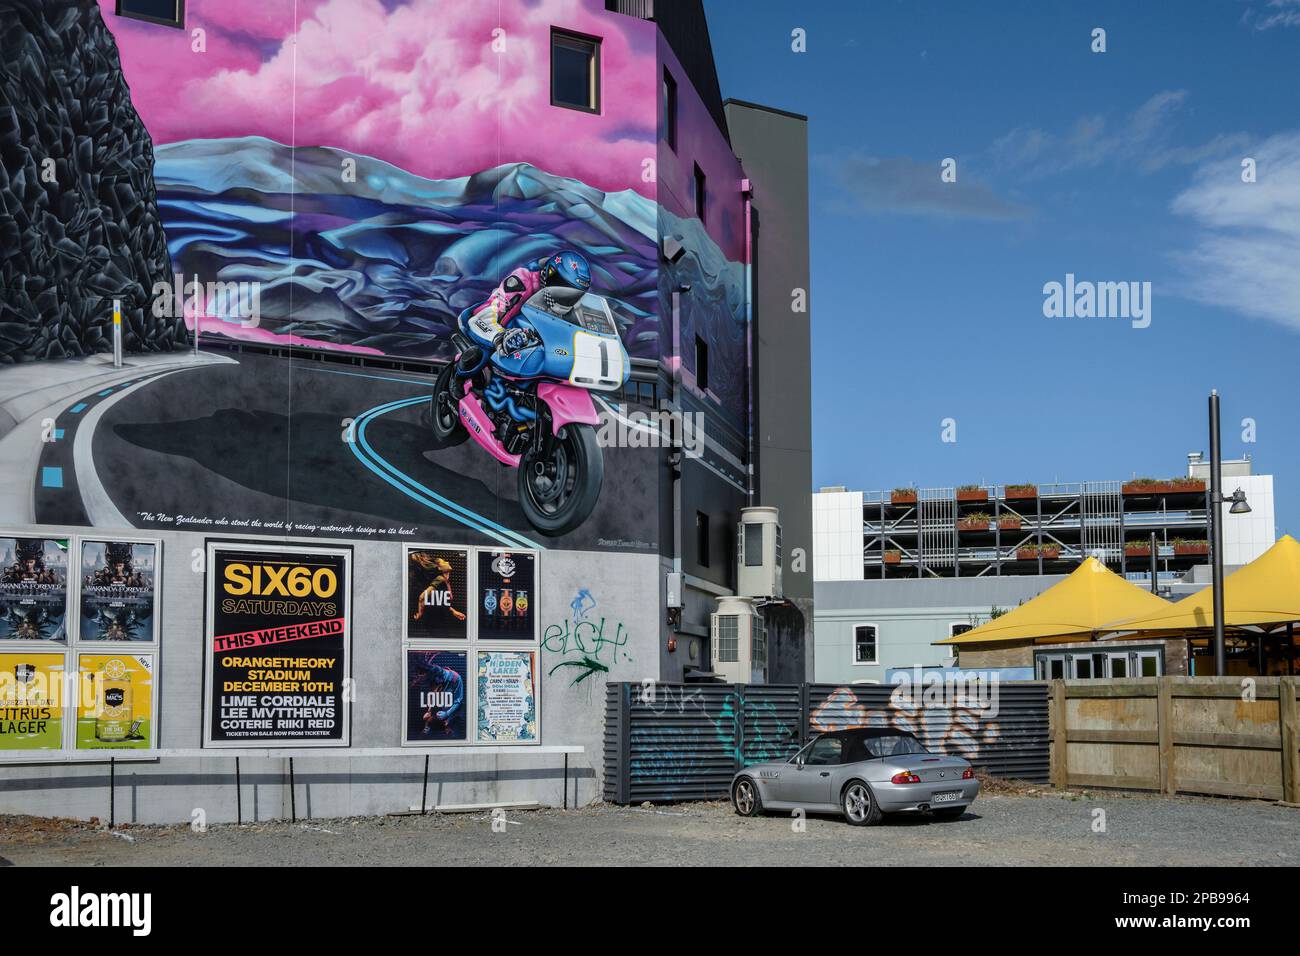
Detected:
[1209,392,1226,676]
[1207,390,1252,677]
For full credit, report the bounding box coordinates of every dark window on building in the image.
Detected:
[695,334,709,391]
[854,624,878,664]
[552,29,601,113]
[116,0,185,28]
[744,523,764,567]
[663,68,678,151]
[693,163,707,222]
[696,511,710,568]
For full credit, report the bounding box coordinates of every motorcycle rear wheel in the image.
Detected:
[517,424,603,537]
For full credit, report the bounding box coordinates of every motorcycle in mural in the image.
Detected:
[426,286,630,536]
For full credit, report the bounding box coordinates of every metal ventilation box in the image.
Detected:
[737,506,782,599]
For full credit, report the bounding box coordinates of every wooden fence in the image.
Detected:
[1050,677,1300,803]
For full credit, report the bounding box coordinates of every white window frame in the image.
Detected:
[851,622,879,666]
[948,621,974,639]
[402,545,541,747]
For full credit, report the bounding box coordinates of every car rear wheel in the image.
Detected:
[732,777,763,817]
[841,781,882,826]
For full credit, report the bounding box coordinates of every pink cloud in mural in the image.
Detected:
[103,0,658,196]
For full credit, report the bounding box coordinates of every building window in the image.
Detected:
[693,163,707,222]
[663,68,678,150]
[949,622,974,638]
[551,29,601,113]
[853,624,878,665]
[694,334,709,391]
[696,511,710,567]
[116,0,185,28]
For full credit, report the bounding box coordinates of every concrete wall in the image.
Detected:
[0,526,659,824]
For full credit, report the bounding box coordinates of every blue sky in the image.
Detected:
[706,0,1300,536]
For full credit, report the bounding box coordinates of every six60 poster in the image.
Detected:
[204,543,352,748]
[405,650,468,742]
[0,536,69,641]
[75,653,155,750]
[477,651,537,742]
[79,539,160,642]
[477,550,536,640]
[0,652,65,751]
[405,547,468,641]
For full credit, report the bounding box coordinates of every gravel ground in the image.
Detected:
[1,788,1296,866]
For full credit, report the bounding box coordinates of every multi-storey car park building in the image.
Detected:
[815,454,1275,585]
[812,455,1277,684]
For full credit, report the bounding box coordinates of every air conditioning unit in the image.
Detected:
[737,506,782,600]
[710,596,767,684]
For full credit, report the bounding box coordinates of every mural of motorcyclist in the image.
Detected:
[459,251,593,377]
[428,248,628,537]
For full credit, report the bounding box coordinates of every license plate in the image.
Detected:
[931,790,962,804]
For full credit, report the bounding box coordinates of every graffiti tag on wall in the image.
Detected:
[542,590,634,688]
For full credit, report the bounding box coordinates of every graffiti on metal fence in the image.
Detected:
[809,685,1001,760]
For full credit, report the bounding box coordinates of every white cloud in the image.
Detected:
[1246,0,1300,30]
[1170,131,1300,330]
[988,90,1248,178]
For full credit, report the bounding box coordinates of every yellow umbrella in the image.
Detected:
[936,556,1172,645]
[1109,534,1300,632]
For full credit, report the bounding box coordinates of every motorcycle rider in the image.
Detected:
[458,251,592,374]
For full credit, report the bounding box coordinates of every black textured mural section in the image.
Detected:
[0,0,183,363]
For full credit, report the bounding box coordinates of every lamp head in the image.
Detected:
[1228,488,1251,515]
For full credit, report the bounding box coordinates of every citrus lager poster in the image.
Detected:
[75,653,154,750]
[0,652,65,750]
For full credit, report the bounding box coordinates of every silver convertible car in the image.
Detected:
[731,728,980,826]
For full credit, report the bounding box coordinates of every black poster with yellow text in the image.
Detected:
[205,544,351,747]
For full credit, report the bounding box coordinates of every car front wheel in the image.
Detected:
[841,780,882,826]
[732,777,763,817]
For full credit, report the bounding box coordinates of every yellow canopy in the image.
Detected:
[1109,534,1300,633]
[937,557,1172,645]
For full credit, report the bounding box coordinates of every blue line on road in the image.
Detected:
[348,395,543,551]
[69,403,87,414]
[41,467,63,489]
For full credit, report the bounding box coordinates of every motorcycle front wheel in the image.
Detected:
[517,424,603,537]
[425,361,468,449]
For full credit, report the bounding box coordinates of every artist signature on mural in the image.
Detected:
[541,590,633,686]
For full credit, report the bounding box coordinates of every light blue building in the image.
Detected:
[813,576,1067,683]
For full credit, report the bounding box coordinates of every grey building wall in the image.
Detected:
[0,525,660,824]
[724,99,815,677]
[814,575,1067,683]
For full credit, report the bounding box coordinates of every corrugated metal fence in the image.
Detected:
[604,681,1049,804]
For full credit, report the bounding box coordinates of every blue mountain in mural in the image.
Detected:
[153,137,675,359]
